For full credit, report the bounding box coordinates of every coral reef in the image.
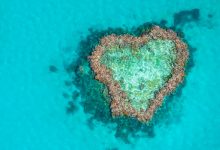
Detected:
[65,17,196,141]
[89,26,188,122]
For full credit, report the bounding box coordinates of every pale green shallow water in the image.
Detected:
[0,0,220,150]
[101,39,176,110]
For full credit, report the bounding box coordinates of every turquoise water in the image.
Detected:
[0,0,220,149]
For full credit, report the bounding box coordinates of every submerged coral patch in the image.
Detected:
[49,65,58,73]
[173,8,200,27]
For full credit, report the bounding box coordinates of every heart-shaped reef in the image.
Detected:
[89,26,188,122]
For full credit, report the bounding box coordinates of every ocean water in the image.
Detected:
[0,0,220,150]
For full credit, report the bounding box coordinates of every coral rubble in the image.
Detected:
[89,26,188,122]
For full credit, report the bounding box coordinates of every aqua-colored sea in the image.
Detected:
[0,0,219,149]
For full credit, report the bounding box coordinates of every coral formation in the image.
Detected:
[173,8,200,26]
[89,26,188,122]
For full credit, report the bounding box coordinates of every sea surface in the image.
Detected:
[0,0,220,149]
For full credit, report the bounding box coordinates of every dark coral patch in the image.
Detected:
[49,65,58,73]
[72,91,80,100]
[173,9,200,27]
[208,14,213,18]
[64,80,73,87]
[160,19,168,27]
[62,92,70,99]
[66,101,78,114]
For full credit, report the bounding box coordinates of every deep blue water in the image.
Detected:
[0,0,220,149]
